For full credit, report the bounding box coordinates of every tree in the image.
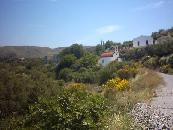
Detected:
[70,44,84,59]
[56,54,77,75]
[105,40,114,49]
[95,44,105,55]
[122,41,133,47]
[58,68,73,81]
[59,44,84,59]
[79,53,98,69]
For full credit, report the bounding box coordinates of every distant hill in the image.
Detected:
[0,46,63,58]
[0,46,96,58]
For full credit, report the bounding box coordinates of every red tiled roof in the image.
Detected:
[100,52,113,58]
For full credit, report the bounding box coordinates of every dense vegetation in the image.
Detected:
[1,28,172,129]
[0,58,60,118]
[56,44,100,83]
[95,40,132,56]
[121,28,173,74]
[0,45,163,130]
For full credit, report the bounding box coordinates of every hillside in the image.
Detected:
[0,46,96,58]
[0,46,63,58]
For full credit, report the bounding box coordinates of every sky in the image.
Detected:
[0,0,173,48]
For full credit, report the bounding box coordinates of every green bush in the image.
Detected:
[56,80,65,86]
[159,56,168,66]
[168,68,173,74]
[167,54,173,67]
[159,64,170,73]
[98,61,134,84]
[0,60,60,119]
[56,54,77,73]
[121,39,173,60]
[143,57,159,69]
[59,44,84,59]
[117,64,138,79]
[22,89,110,130]
[79,53,98,69]
[58,68,73,82]
[72,70,98,83]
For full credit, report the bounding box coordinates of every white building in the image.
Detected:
[133,35,154,48]
[98,46,121,66]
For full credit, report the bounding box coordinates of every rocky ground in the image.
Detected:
[132,73,173,130]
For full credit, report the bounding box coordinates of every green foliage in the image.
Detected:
[167,54,173,67]
[121,47,146,60]
[58,54,77,69]
[58,68,73,82]
[104,40,120,49]
[70,44,85,59]
[0,59,61,119]
[152,27,173,40]
[56,45,100,83]
[143,57,159,69]
[159,56,168,66]
[122,39,173,60]
[117,64,139,79]
[95,44,104,55]
[73,70,98,83]
[59,44,84,59]
[98,61,133,84]
[79,53,98,69]
[122,41,133,48]
[105,40,114,49]
[22,89,110,130]
[56,54,77,77]
[95,40,121,56]
[159,64,171,73]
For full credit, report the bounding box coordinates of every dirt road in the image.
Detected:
[132,73,173,129]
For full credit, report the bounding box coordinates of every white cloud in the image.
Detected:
[134,1,165,11]
[96,25,121,34]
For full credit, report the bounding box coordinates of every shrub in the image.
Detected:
[159,64,171,73]
[59,44,84,59]
[121,39,173,60]
[0,61,61,119]
[22,89,110,130]
[102,77,129,91]
[56,80,65,86]
[98,61,130,84]
[58,68,73,82]
[168,68,173,74]
[73,70,98,83]
[56,54,77,75]
[159,56,168,66]
[79,53,98,69]
[117,65,138,79]
[66,83,87,91]
[167,54,173,67]
[143,57,159,69]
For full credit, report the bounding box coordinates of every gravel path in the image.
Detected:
[132,73,173,129]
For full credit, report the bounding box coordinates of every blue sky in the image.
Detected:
[0,0,173,48]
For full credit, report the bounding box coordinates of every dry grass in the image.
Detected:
[131,68,164,99]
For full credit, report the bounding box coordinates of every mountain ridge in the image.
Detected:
[0,45,95,58]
